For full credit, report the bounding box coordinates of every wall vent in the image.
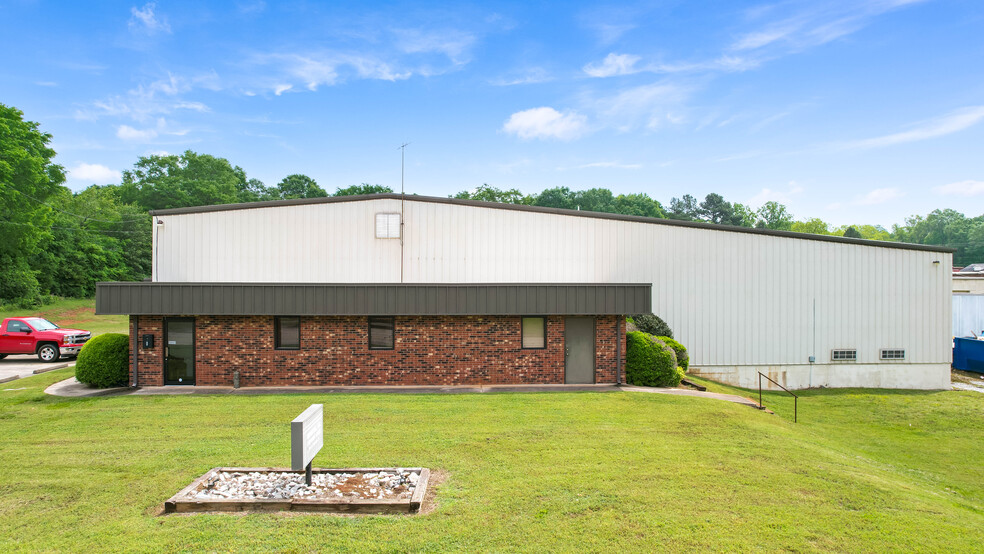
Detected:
[831,349,857,361]
[880,349,905,361]
[375,213,401,239]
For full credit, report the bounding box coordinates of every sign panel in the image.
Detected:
[291,404,324,471]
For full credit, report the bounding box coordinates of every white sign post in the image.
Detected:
[291,404,324,485]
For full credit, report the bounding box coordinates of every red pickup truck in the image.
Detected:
[0,317,92,362]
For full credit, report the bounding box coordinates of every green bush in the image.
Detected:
[656,336,689,372]
[630,313,673,339]
[625,331,683,387]
[75,333,129,388]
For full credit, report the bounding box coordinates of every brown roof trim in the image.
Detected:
[147,193,955,254]
[95,282,653,316]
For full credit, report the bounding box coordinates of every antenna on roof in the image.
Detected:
[398,142,410,283]
[399,142,410,196]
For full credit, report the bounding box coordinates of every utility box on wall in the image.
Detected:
[142,334,154,348]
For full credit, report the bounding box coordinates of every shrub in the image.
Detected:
[625,331,683,387]
[656,336,689,372]
[75,333,130,388]
[630,313,673,339]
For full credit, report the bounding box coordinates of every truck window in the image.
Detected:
[25,318,58,331]
[7,320,30,333]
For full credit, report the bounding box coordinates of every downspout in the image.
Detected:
[616,316,623,385]
[132,315,139,388]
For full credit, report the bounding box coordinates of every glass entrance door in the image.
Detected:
[164,318,195,385]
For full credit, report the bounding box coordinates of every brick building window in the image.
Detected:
[369,317,395,350]
[521,317,546,349]
[275,316,300,349]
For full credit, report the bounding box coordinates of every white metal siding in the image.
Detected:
[153,198,952,373]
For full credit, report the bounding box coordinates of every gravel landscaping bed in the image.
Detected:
[165,467,430,514]
[194,469,420,501]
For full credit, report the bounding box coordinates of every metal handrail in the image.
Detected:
[758,372,799,423]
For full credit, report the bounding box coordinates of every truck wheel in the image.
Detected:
[37,344,60,363]
[0,354,7,360]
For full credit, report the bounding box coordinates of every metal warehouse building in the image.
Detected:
[96,193,953,390]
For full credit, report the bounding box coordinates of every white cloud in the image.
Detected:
[856,187,902,205]
[77,72,215,122]
[490,68,552,86]
[748,182,805,207]
[117,125,158,142]
[934,180,984,197]
[559,161,643,170]
[502,107,587,140]
[591,81,691,131]
[732,26,798,51]
[842,106,984,149]
[67,163,121,184]
[583,53,641,78]
[253,52,411,94]
[116,118,187,142]
[129,2,171,34]
[394,28,475,65]
[237,1,266,15]
[730,0,930,53]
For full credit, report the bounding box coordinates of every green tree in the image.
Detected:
[698,193,741,225]
[756,201,793,231]
[575,188,616,212]
[335,183,394,196]
[0,104,65,306]
[33,186,151,297]
[237,177,278,203]
[277,174,327,199]
[731,203,757,227]
[667,194,699,221]
[842,226,863,238]
[454,184,531,204]
[119,150,243,210]
[791,218,830,235]
[534,187,578,210]
[611,193,665,218]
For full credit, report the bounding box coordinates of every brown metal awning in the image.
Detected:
[95,282,652,316]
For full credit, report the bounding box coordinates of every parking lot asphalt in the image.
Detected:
[0,355,72,384]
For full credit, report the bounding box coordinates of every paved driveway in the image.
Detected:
[0,355,73,383]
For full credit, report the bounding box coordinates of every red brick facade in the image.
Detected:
[129,315,623,387]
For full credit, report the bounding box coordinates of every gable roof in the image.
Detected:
[147,193,954,253]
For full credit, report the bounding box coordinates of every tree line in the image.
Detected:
[2,103,981,307]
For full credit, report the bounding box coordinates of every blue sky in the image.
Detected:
[2,0,982,227]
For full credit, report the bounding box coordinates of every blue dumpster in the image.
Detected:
[953,337,984,373]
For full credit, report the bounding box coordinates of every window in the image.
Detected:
[375,213,401,239]
[880,349,905,361]
[522,317,546,349]
[275,317,300,349]
[831,349,857,361]
[6,320,30,333]
[369,317,395,350]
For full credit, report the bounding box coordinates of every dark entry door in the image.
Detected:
[564,317,595,384]
[164,318,195,385]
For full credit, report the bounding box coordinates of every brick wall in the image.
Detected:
[130,314,622,387]
[129,316,164,386]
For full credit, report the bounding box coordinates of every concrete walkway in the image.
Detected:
[44,378,763,410]
[44,378,619,398]
[620,385,763,408]
[0,355,72,384]
[44,377,130,397]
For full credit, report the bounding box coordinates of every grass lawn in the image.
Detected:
[0,370,981,552]
[0,297,127,337]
